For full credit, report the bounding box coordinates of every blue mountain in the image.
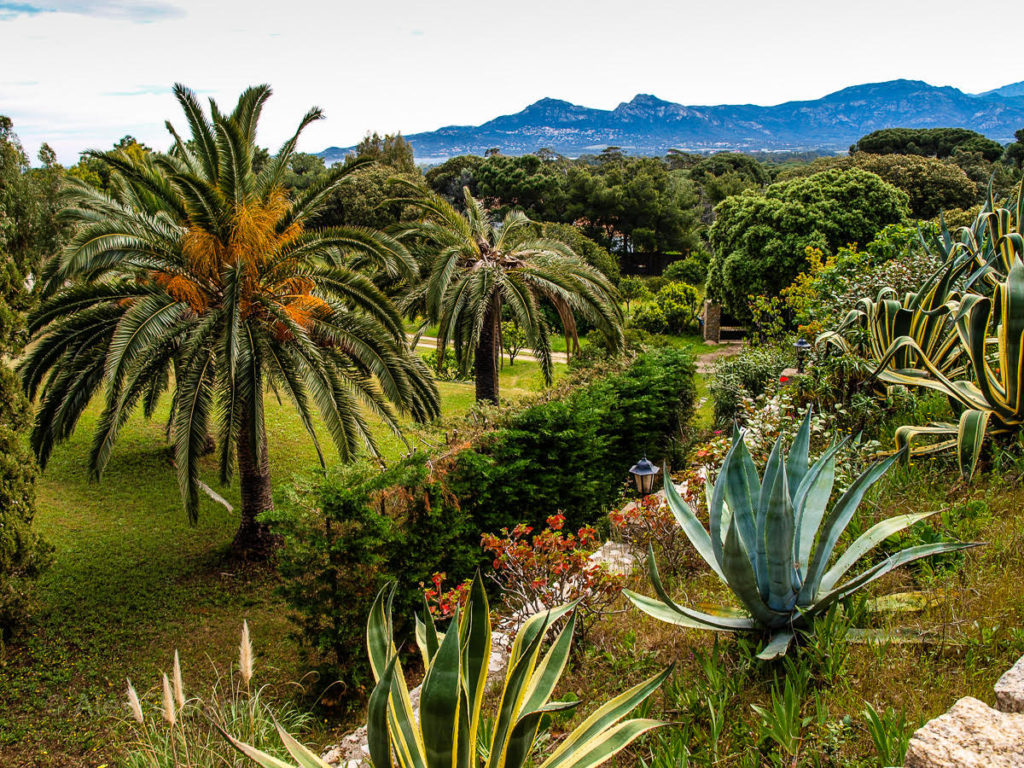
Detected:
[319,79,1024,164]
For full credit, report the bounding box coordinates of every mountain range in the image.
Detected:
[319,79,1024,165]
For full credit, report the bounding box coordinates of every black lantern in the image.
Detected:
[793,338,812,373]
[629,456,661,496]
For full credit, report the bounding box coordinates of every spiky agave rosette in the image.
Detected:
[625,411,977,659]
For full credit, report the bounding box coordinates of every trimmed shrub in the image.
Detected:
[630,301,669,335]
[451,348,697,532]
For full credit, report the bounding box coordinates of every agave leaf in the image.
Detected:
[486,615,551,768]
[818,511,936,593]
[756,630,794,661]
[274,720,335,768]
[539,668,671,768]
[663,472,725,581]
[460,573,492,736]
[756,435,785,598]
[367,655,398,768]
[721,512,786,628]
[218,726,297,768]
[792,441,842,577]
[786,409,812,500]
[957,409,991,480]
[764,459,797,612]
[815,542,980,611]
[539,720,666,768]
[624,590,755,632]
[799,451,902,604]
[724,433,761,570]
[521,613,577,714]
[420,612,463,768]
[864,591,943,613]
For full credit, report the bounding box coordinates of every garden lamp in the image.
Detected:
[629,456,660,496]
[794,338,812,373]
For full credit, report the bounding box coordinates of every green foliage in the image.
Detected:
[501,320,528,365]
[709,344,791,425]
[425,154,484,201]
[708,168,910,321]
[863,703,914,767]
[0,116,50,642]
[629,301,668,335]
[852,127,1003,161]
[654,282,701,334]
[347,131,418,174]
[264,455,477,689]
[365,574,668,768]
[423,348,471,381]
[777,153,977,218]
[451,349,697,533]
[625,411,975,658]
[618,276,651,311]
[662,254,708,286]
[537,221,620,283]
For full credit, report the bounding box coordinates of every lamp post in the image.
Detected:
[629,456,660,496]
[793,338,812,374]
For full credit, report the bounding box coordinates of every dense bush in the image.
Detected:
[450,348,697,532]
[663,255,708,286]
[709,344,791,425]
[264,455,477,691]
[655,282,701,333]
[707,168,910,321]
[630,301,668,334]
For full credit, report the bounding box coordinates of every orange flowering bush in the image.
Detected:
[610,494,689,576]
[480,515,624,633]
[422,572,472,620]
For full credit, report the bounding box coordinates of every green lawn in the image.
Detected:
[0,360,566,766]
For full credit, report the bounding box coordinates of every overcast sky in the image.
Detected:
[2,0,1021,164]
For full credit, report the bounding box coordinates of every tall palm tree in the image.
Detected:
[397,186,624,403]
[21,85,439,556]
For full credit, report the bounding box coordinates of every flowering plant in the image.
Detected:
[422,572,472,620]
[610,494,689,576]
[481,515,624,633]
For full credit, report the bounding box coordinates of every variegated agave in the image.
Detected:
[366,574,668,768]
[221,574,669,768]
[878,257,1024,479]
[625,412,974,659]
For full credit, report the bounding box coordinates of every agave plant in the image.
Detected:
[367,573,668,768]
[816,229,972,384]
[876,257,1024,478]
[625,412,974,659]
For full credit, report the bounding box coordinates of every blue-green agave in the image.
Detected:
[625,412,975,659]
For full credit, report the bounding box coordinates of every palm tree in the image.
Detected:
[21,85,439,556]
[397,186,624,403]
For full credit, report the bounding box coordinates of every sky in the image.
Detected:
[1,0,1022,164]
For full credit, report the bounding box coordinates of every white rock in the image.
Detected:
[904,697,1024,768]
[996,655,1024,714]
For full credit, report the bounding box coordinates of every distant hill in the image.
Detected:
[318,79,1024,165]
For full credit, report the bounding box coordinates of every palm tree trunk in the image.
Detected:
[475,300,500,404]
[233,408,274,558]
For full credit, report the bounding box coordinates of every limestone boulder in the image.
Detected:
[904,697,1024,768]
[996,655,1024,714]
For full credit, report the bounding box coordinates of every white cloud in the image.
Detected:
[1,0,1022,164]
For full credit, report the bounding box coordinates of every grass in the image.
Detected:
[0,359,566,767]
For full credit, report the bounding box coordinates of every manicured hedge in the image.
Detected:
[450,347,697,532]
